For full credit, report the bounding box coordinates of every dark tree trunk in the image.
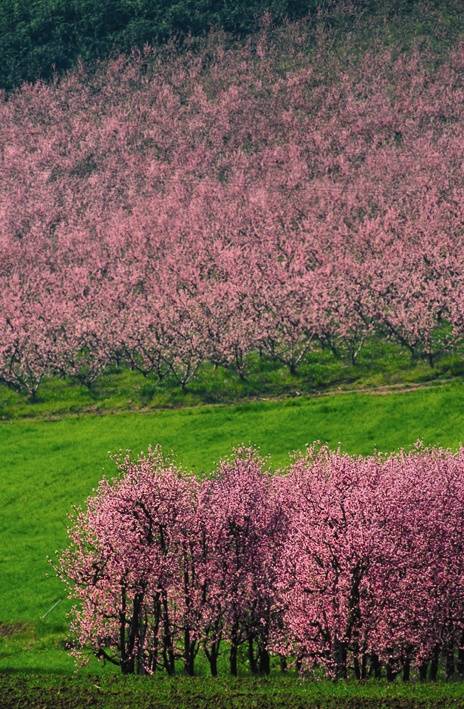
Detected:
[136,617,148,674]
[258,647,271,675]
[402,657,411,682]
[204,640,220,677]
[458,643,464,679]
[149,595,161,673]
[289,361,298,376]
[353,654,361,680]
[247,637,259,675]
[429,646,440,682]
[361,653,368,680]
[121,657,135,674]
[333,640,347,680]
[161,592,175,676]
[230,622,239,677]
[350,348,358,366]
[230,643,238,676]
[419,662,428,682]
[210,653,218,677]
[184,628,196,676]
[446,646,455,681]
[370,654,382,679]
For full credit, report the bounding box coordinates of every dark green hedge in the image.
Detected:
[0,0,320,91]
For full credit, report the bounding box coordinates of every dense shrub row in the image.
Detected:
[1,21,464,399]
[60,445,464,680]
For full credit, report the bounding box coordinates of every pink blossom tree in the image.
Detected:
[59,448,200,675]
[198,449,284,676]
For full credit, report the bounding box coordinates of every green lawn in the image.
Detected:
[1,381,464,678]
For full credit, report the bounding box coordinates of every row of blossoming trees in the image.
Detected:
[60,445,464,681]
[1,20,464,399]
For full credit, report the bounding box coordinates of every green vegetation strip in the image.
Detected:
[2,674,464,708]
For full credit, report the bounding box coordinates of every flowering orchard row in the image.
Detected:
[2,23,464,398]
[60,445,464,681]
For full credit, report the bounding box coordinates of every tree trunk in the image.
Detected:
[149,594,161,673]
[361,653,368,680]
[204,640,220,677]
[161,592,175,676]
[210,653,218,677]
[370,654,381,679]
[288,361,298,376]
[28,389,39,404]
[446,646,455,681]
[136,617,148,674]
[419,661,428,682]
[353,654,361,680]
[230,643,238,677]
[247,637,259,675]
[230,621,239,677]
[457,643,464,679]
[429,646,440,682]
[333,640,347,680]
[184,628,195,676]
[402,657,411,682]
[121,657,135,674]
[258,647,271,675]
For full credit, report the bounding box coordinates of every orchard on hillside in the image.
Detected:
[1,20,464,398]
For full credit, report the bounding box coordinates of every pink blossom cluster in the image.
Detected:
[60,445,464,680]
[1,23,464,398]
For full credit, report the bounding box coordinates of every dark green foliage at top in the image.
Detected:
[0,0,317,91]
[2,0,464,92]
